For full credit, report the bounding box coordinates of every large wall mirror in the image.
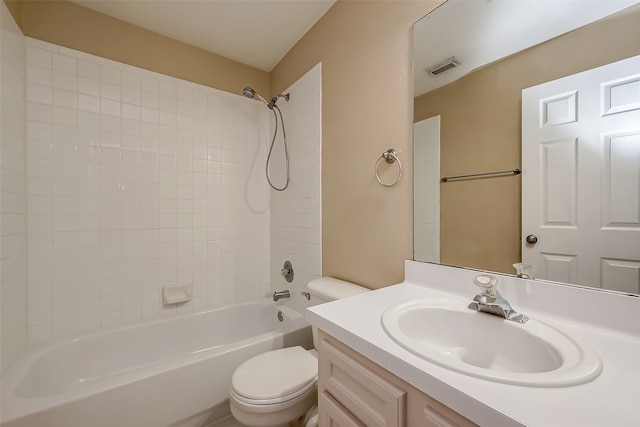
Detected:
[413,0,640,295]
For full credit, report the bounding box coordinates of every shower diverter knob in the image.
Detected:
[281,260,294,282]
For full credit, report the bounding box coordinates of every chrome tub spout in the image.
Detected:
[272,290,290,302]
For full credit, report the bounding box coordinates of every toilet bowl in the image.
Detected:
[229,346,318,427]
[228,277,368,427]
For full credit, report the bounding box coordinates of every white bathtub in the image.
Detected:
[1,299,312,427]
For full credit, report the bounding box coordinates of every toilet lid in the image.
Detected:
[231,346,318,401]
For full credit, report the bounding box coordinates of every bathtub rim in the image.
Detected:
[1,298,309,424]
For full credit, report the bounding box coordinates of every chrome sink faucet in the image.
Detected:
[272,290,290,301]
[468,275,529,323]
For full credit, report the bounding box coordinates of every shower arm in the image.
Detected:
[268,93,290,109]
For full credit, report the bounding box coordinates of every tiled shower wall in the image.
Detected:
[24,38,275,342]
[413,116,440,263]
[269,64,322,313]
[1,1,27,373]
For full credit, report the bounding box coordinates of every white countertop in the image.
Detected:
[306,261,640,427]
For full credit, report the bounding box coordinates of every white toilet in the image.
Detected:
[228,277,368,427]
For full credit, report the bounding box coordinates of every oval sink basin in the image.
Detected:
[381,299,602,387]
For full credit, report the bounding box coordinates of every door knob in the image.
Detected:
[525,235,538,244]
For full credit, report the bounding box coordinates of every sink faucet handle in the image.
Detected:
[513,262,535,279]
[473,274,499,297]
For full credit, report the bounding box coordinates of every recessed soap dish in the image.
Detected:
[162,284,192,305]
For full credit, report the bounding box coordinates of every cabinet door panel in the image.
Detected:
[317,332,478,427]
[319,391,365,427]
[319,337,406,427]
[421,401,478,427]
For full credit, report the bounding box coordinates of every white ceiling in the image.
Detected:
[72,0,336,72]
[414,0,640,97]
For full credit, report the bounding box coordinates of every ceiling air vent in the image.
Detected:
[427,57,461,76]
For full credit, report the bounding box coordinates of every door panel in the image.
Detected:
[522,55,640,292]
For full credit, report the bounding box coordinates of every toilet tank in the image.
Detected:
[306,277,369,347]
[307,277,369,304]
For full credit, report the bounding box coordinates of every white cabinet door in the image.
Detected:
[318,392,365,427]
[522,55,640,293]
[319,337,406,427]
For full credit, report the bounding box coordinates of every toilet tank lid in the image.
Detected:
[307,277,369,301]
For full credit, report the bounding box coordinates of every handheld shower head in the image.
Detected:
[242,87,271,108]
[242,87,255,98]
[242,85,291,192]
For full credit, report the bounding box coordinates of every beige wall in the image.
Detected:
[272,1,441,288]
[414,6,640,274]
[6,0,442,290]
[5,0,269,96]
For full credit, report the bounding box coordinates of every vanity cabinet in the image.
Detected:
[317,331,477,427]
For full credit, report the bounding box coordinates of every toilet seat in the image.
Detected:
[231,346,318,405]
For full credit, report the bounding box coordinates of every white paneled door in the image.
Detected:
[522,55,640,293]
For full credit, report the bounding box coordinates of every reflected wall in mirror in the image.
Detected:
[413,0,640,294]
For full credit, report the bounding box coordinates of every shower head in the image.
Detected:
[243,87,291,191]
[242,87,255,98]
[242,87,271,108]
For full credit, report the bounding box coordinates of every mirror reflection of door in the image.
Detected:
[522,55,640,293]
[414,116,441,263]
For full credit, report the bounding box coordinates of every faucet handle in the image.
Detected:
[513,263,535,279]
[473,274,499,297]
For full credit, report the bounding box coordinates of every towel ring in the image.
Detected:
[375,149,402,187]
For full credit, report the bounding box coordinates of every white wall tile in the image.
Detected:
[53,71,76,92]
[27,65,52,86]
[1,1,27,374]
[27,83,53,104]
[269,63,323,314]
[413,116,440,263]
[1,34,324,356]
[23,39,278,342]
[27,48,52,69]
[78,77,99,96]
[52,53,76,74]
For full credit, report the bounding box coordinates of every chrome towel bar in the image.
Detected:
[441,168,521,182]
